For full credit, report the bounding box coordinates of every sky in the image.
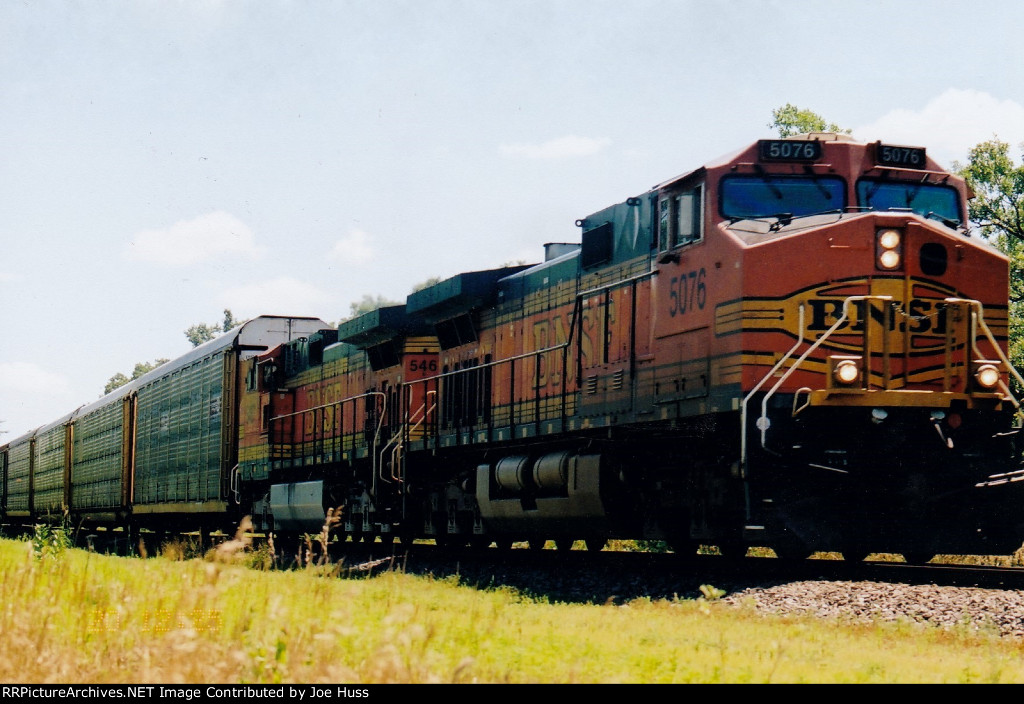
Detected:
[3,0,1024,440]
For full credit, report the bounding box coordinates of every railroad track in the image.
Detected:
[321,540,1024,600]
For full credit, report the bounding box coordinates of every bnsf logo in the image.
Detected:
[716,277,973,355]
[807,297,951,335]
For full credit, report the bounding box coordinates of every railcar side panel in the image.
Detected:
[4,437,33,516]
[133,351,228,510]
[33,422,69,516]
[71,397,130,515]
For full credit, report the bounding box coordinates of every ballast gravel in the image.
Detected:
[721,580,1024,640]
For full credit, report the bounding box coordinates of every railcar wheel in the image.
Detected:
[902,553,934,564]
[528,539,547,551]
[585,538,606,552]
[555,538,574,552]
[494,538,513,551]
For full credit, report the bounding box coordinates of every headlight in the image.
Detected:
[974,363,1001,389]
[876,228,903,270]
[878,229,901,249]
[833,359,861,385]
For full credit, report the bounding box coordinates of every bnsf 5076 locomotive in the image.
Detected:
[4,133,1023,560]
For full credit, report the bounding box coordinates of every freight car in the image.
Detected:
[1,316,327,544]
[4,133,1024,561]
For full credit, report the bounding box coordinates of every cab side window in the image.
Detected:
[658,183,703,250]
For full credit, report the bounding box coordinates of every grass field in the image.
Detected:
[2,529,1024,684]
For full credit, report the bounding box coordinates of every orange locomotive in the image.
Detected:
[238,133,1024,560]
[3,133,1022,561]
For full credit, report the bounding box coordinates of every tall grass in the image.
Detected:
[2,533,1024,683]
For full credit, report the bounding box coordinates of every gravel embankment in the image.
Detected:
[722,580,1024,640]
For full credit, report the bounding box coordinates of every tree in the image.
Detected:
[954,138,1024,368]
[345,294,400,321]
[411,277,442,293]
[953,138,1024,242]
[769,104,851,138]
[185,309,243,347]
[104,359,170,394]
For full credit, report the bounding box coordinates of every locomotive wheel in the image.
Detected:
[666,538,699,560]
[771,540,812,561]
[272,531,303,568]
[468,535,492,550]
[716,541,748,559]
[772,548,812,561]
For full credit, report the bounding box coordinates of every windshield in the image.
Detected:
[856,179,961,225]
[720,174,846,219]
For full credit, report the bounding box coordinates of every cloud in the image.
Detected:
[328,228,375,265]
[218,276,334,319]
[125,211,266,265]
[854,89,1024,168]
[499,135,612,160]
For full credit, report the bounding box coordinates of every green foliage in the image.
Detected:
[185,308,243,347]
[953,139,1024,242]
[699,584,726,600]
[954,139,1024,370]
[769,103,851,138]
[31,521,72,560]
[104,358,170,394]
[345,294,400,321]
[411,276,442,293]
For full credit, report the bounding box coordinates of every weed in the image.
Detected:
[30,517,72,561]
[699,584,726,601]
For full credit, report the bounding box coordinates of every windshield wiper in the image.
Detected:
[904,183,922,208]
[803,165,835,203]
[752,164,783,200]
[925,211,960,229]
[767,213,793,231]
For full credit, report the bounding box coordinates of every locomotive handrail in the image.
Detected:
[576,268,658,299]
[230,463,241,505]
[388,397,438,483]
[950,298,1024,411]
[402,269,655,444]
[269,390,387,495]
[739,304,805,478]
[381,390,436,483]
[756,295,889,454]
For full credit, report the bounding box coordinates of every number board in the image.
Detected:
[758,139,823,163]
[875,143,926,169]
